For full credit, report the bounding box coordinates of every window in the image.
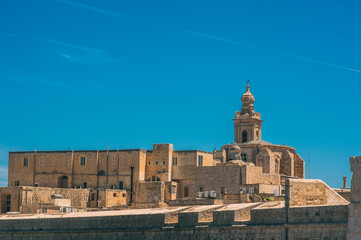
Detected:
[112,156,117,165]
[241,153,247,162]
[256,130,259,140]
[148,161,151,165]
[99,157,104,165]
[184,187,189,197]
[91,193,95,201]
[80,157,86,166]
[249,188,254,195]
[15,181,19,186]
[157,177,160,181]
[119,181,123,189]
[40,157,46,166]
[152,176,156,181]
[172,186,176,194]
[66,157,71,166]
[113,193,117,197]
[162,161,166,165]
[199,187,203,192]
[198,155,203,167]
[156,161,158,165]
[242,130,248,143]
[51,157,56,166]
[23,158,28,167]
[83,182,87,188]
[172,157,177,166]
[122,193,126,197]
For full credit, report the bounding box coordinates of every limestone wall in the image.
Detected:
[9,149,144,190]
[196,165,242,197]
[287,179,348,207]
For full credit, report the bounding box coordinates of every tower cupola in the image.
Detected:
[233,81,263,143]
[240,82,255,114]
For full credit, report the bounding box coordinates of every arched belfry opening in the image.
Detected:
[58,176,68,188]
[242,130,248,143]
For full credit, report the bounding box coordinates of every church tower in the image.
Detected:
[233,82,263,143]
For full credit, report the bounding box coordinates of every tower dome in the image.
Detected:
[240,81,255,114]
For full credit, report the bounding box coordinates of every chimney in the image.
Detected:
[343,176,347,189]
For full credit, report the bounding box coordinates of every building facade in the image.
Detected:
[4,83,305,211]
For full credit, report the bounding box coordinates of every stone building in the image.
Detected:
[3,83,304,211]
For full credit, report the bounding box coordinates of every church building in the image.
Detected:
[2,83,305,212]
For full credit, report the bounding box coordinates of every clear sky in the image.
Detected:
[1,0,360,188]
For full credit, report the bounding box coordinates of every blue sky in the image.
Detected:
[0,0,360,188]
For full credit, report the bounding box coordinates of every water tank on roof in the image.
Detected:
[51,194,62,199]
[204,191,210,198]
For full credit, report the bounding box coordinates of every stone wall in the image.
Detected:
[0,206,348,240]
[134,181,165,204]
[196,165,242,197]
[287,179,348,207]
[347,156,361,239]
[8,149,144,190]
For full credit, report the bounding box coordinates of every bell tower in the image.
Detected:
[233,81,263,143]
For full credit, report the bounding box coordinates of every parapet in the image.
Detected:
[153,144,173,151]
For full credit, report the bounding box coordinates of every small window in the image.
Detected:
[241,153,247,162]
[122,193,125,197]
[221,187,225,195]
[34,183,38,187]
[91,193,95,201]
[249,188,254,195]
[198,155,203,167]
[66,157,71,166]
[113,193,117,197]
[15,181,19,186]
[162,161,166,165]
[152,176,156,181]
[83,182,87,188]
[172,157,177,166]
[119,181,123,189]
[99,157,104,165]
[80,157,86,166]
[40,157,46,166]
[51,157,56,166]
[184,187,189,197]
[172,186,176,194]
[112,156,117,165]
[256,130,259,140]
[23,158,28,167]
[148,161,151,165]
[157,177,160,181]
[199,187,203,192]
[156,161,158,165]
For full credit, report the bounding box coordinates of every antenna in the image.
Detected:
[308,152,310,179]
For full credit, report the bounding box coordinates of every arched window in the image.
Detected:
[256,130,259,140]
[241,153,247,162]
[242,130,248,143]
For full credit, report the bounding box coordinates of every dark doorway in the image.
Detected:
[6,195,11,212]
[59,176,68,188]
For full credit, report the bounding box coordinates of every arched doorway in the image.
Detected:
[58,176,68,188]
